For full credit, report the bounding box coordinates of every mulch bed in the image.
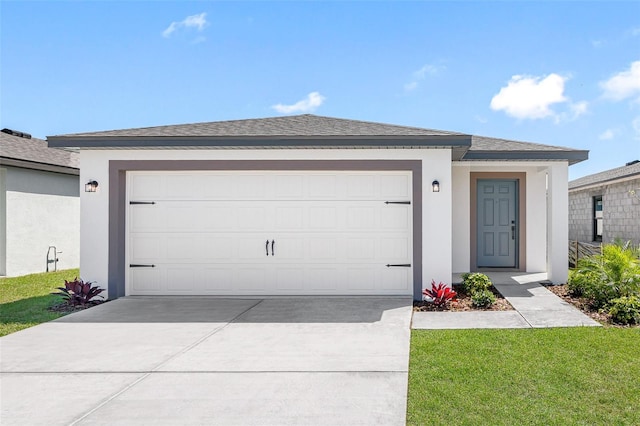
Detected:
[48,300,105,314]
[413,284,513,312]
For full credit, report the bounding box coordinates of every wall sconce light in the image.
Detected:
[85,180,99,193]
[432,180,440,192]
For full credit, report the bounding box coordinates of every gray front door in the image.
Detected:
[477,179,517,268]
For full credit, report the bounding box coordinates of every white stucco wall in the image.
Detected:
[451,162,565,277]
[2,166,80,277]
[79,148,454,295]
[547,163,569,283]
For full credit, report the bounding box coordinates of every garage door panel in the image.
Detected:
[307,175,337,198]
[127,171,413,296]
[347,207,376,229]
[308,207,338,229]
[130,234,164,262]
[380,268,411,291]
[202,237,234,260]
[130,268,162,293]
[380,207,410,229]
[275,207,304,229]
[166,267,197,292]
[130,175,164,199]
[379,237,411,260]
[346,268,377,291]
[346,238,376,260]
[346,175,376,198]
[201,267,234,291]
[275,268,305,291]
[275,174,305,198]
[236,268,269,291]
[380,174,411,198]
[130,205,164,231]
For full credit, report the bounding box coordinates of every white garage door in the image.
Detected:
[126,171,412,296]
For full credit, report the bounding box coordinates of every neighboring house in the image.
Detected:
[48,114,588,300]
[0,128,80,277]
[569,160,640,246]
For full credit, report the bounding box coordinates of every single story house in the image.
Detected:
[48,114,588,300]
[0,128,80,277]
[569,160,640,245]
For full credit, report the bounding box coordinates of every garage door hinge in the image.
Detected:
[130,264,156,268]
[129,201,156,205]
[384,201,410,205]
[386,264,411,267]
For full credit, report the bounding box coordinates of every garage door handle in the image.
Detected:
[271,239,275,256]
[386,264,411,267]
[266,240,270,256]
[130,264,156,268]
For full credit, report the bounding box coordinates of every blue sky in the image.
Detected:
[2,1,639,180]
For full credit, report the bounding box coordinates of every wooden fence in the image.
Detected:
[569,240,602,268]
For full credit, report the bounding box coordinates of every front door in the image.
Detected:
[477,179,517,268]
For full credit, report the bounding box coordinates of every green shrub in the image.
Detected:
[608,296,640,325]
[471,289,496,308]
[461,273,492,294]
[568,244,640,308]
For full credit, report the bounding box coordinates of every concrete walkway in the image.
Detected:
[0,297,412,426]
[412,272,601,329]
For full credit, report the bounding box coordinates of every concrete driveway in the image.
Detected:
[0,297,412,425]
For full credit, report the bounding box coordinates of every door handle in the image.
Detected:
[271,239,275,256]
[511,220,516,240]
[266,240,270,256]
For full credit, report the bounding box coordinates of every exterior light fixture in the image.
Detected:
[85,180,99,192]
[432,180,440,192]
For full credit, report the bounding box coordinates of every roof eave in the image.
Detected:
[461,150,589,165]
[47,135,472,149]
[569,170,640,190]
[0,157,79,175]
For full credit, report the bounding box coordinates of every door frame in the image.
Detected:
[109,160,423,300]
[470,172,526,271]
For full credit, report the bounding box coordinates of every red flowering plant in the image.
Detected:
[422,280,457,307]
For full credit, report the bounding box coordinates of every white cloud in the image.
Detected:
[600,61,640,102]
[591,39,604,48]
[570,101,589,118]
[163,12,208,38]
[404,64,443,92]
[272,92,326,114]
[599,129,616,140]
[490,73,568,120]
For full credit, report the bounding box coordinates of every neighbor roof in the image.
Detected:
[1,129,79,175]
[47,114,588,164]
[569,160,640,190]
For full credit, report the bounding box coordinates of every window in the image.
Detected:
[593,195,603,242]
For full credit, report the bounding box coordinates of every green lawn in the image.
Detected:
[408,328,640,425]
[0,269,80,337]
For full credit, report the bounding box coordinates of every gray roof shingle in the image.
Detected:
[47,114,588,164]
[1,130,79,172]
[52,114,463,138]
[569,161,640,190]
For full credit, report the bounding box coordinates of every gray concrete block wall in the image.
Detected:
[569,177,640,245]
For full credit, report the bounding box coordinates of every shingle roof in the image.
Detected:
[1,130,79,172]
[47,114,588,164]
[569,161,640,190]
[53,114,463,138]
